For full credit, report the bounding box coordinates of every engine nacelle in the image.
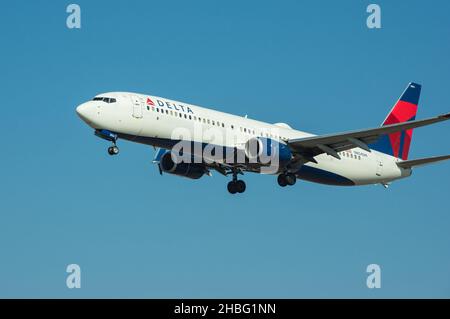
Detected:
[160,151,205,179]
[244,137,292,165]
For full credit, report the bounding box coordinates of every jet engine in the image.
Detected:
[244,137,292,165]
[159,151,205,179]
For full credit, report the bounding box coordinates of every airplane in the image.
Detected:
[76,82,450,194]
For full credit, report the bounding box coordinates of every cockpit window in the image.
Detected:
[92,97,117,103]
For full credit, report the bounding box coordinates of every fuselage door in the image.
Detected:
[131,95,143,119]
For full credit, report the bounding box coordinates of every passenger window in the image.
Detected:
[184,114,187,119]
[179,113,182,118]
[189,115,192,120]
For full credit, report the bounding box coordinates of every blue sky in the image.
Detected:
[0,0,449,298]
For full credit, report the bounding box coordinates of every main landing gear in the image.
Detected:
[277,173,296,187]
[227,170,246,194]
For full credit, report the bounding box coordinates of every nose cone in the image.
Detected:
[76,102,96,126]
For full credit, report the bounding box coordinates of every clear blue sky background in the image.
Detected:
[0,0,449,298]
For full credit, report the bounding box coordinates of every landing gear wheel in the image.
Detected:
[285,173,296,186]
[277,174,287,187]
[108,146,119,156]
[236,180,246,193]
[227,181,237,194]
[227,169,246,194]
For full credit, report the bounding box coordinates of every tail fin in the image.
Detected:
[370,82,421,160]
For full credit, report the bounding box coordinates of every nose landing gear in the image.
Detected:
[108,145,120,156]
[94,130,120,156]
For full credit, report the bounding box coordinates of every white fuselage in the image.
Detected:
[76,92,412,186]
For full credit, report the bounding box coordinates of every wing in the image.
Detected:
[396,155,450,168]
[287,113,450,162]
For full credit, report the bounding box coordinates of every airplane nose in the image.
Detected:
[76,102,96,125]
[76,103,87,117]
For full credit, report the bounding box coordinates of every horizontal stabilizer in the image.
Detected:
[396,155,450,168]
